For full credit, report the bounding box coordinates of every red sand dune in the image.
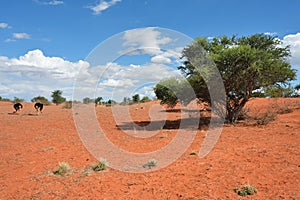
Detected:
[0,98,299,199]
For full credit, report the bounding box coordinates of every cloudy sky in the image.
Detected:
[0,0,299,101]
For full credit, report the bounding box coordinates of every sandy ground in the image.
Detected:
[0,98,299,199]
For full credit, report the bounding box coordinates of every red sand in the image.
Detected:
[0,98,299,199]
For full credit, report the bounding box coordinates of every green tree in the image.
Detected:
[0,96,10,102]
[94,97,103,106]
[83,97,94,104]
[106,99,117,106]
[13,96,24,103]
[132,94,140,103]
[31,96,50,105]
[155,34,296,123]
[51,90,66,105]
[264,85,294,98]
[140,96,151,103]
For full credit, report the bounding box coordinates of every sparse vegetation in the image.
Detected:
[140,96,151,103]
[254,111,277,125]
[132,94,140,103]
[94,97,103,106]
[0,96,11,102]
[51,90,66,105]
[13,96,24,103]
[234,185,258,196]
[142,159,158,169]
[31,96,50,105]
[63,101,73,109]
[54,162,71,175]
[92,159,109,171]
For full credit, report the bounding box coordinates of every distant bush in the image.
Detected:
[0,96,11,102]
[13,96,24,103]
[62,101,73,109]
[31,96,50,105]
[140,96,151,103]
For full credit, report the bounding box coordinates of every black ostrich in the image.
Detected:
[34,103,44,114]
[13,103,23,113]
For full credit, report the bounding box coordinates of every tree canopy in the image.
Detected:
[51,90,66,105]
[154,33,296,123]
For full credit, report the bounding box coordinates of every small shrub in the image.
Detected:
[189,151,197,155]
[142,159,157,169]
[54,162,71,175]
[63,101,72,109]
[92,159,109,171]
[254,111,277,125]
[234,185,258,196]
[237,107,250,120]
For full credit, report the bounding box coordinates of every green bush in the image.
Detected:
[234,185,258,196]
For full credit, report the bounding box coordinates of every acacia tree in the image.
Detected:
[132,94,140,103]
[31,96,50,105]
[155,34,296,123]
[51,90,66,105]
[94,97,103,106]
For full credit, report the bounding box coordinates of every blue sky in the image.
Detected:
[0,0,300,101]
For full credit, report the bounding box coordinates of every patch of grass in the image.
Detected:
[234,185,258,196]
[92,159,109,172]
[54,162,71,175]
[142,159,157,169]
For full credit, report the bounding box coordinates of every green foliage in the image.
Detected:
[13,96,24,103]
[140,96,151,103]
[92,159,108,171]
[94,97,103,106]
[31,96,50,105]
[264,85,294,98]
[51,90,66,105]
[154,77,196,108]
[0,96,11,102]
[234,185,258,196]
[132,94,140,103]
[155,33,296,123]
[105,99,117,106]
[83,97,94,104]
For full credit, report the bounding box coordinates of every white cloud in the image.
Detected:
[0,49,89,100]
[122,27,172,55]
[264,32,277,36]
[5,38,16,43]
[47,0,64,5]
[281,32,300,76]
[13,33,31,39]
[87,0,121,15]
[151,55,171,64]
[33,0,64,6]
[0,22,11,29]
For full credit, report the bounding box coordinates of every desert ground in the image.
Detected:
[0,98,299,199]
